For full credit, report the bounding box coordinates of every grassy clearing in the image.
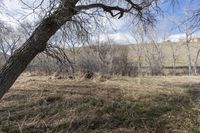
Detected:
[1,75,200,132]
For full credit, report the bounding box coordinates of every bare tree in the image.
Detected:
[111,46,130,76]
[143,29,165,75]
[131,24,146,75]
[168,42,181,75]
[92,36,114,75]
[181,6,198,75]
[0,23,11,61]
[0,26,22,59]
[0,0,160,99]
[194,48,200,74]
[169,1,200,75]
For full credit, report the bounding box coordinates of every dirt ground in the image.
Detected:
[1,74,200,133]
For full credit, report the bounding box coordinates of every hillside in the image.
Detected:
[22,42,200,75]
[128,42,200,67]
[27,42,200,69]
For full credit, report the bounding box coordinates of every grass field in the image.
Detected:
[1,75,200,132]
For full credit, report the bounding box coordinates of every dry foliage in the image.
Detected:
[1,75,200,132]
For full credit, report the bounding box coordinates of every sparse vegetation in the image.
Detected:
[1,75,200,132]
[1,1,200,132]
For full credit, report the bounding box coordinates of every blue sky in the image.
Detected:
[96,0,200,43]
[1,0,200,44]
[157,0,200,35]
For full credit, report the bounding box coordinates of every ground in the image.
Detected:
[1,75,200,133]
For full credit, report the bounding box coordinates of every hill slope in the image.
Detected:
[127,42,200,66]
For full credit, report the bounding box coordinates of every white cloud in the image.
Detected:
[98,32,136,44]
[0,0,26,26]
[0,0,48,26]
[167,33,186,42]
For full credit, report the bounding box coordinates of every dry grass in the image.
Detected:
[128,42,200,66]
[1,75,200,133]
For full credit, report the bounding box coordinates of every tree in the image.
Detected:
[131,24,146,76]
[168,42,181,75]
[143,29,165,75]
[0,25,23,61]
[92,36,114,75]
[178,5,198,75]
[169,0,200,75]
[0,0,159,99]
[194,48,200,74]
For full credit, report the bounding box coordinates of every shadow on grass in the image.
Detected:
[1,82,200,133]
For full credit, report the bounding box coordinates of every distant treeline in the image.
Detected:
[2,42,200,78]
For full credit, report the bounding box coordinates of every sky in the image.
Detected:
[1,0,200,44]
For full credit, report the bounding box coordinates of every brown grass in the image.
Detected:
[1,75,200,133]
[128,42,200,66]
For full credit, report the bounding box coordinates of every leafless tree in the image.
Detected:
[194,48,200,74]
[143,29,165,75]
[169,1,200,75]
[77,47,101,77]
[1,27,22,58]
[131,24,146,75]
[91,36,114,75]
[168,41,181,75]
[0,0,160,99]
[180,6,198,75]
[111,46,130,76]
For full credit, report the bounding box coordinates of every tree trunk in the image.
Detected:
[0,2,77,99]
[186,43,192,75]
[194,49,200,75]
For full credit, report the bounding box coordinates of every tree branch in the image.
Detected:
[75,3,131,19]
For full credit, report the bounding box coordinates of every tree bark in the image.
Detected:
[194,49,200,75]
[0,1,77,99]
